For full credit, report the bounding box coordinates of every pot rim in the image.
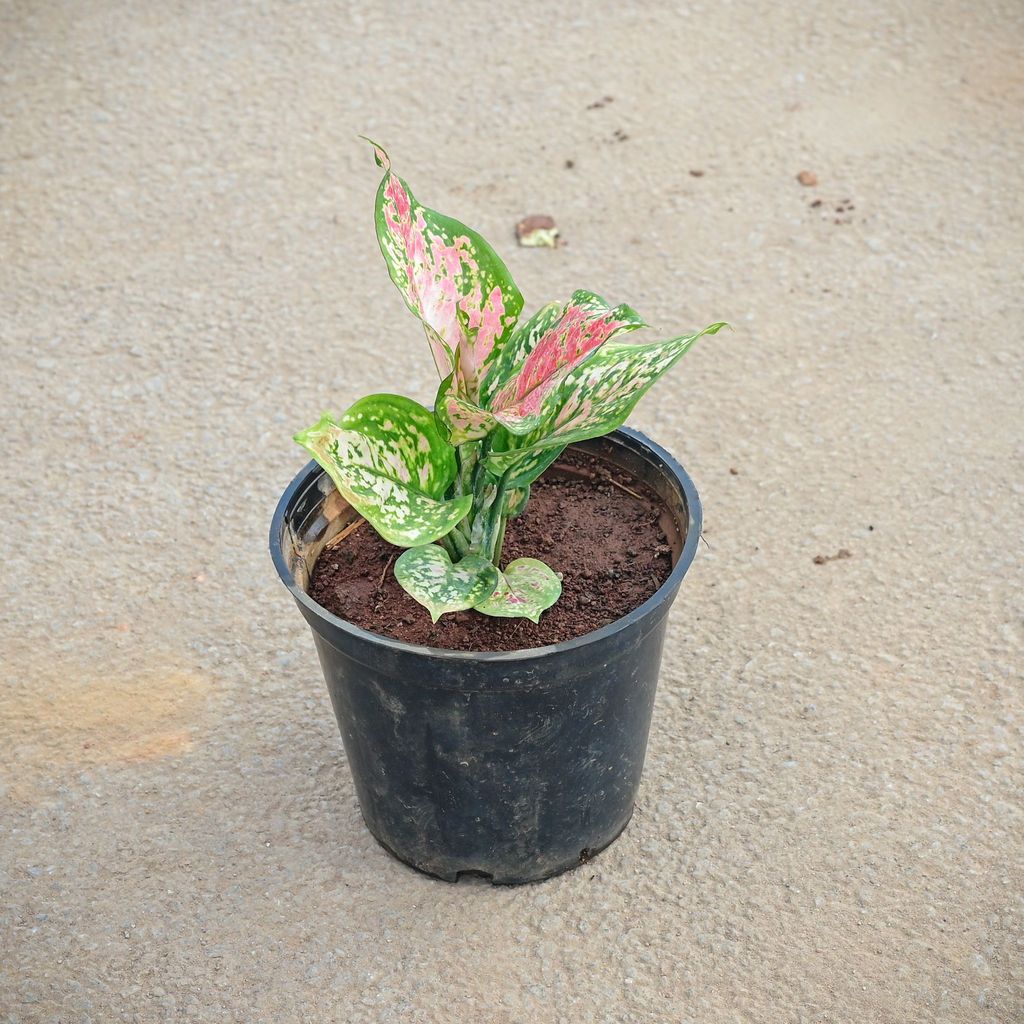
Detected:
[269,427,702,663]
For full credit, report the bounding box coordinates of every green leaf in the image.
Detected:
[435,373,496,444]
[395,546,500,622]
[367,140,524,398]
[496,442,566,489]
[485,322,728,475]
[482,289,647,434]
[504,485,530,518]
[474,558,562,623]
[295,395,470,548]
[338,394,457,498]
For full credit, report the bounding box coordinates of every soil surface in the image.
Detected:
[308,448,675,651]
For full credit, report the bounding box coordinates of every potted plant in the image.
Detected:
[270,142,725,883]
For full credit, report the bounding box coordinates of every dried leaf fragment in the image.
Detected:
[516,214,560,248]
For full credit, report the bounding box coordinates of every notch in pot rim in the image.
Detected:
[269,427,702,665]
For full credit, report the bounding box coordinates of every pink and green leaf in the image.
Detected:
[478,300,564,406]
[430,326,498,445]
[395,545,499,623]
[435,374,497,445]
[294,395,471,548]
[485,322,728,475]
[473,558,562,623]
[367,140,524,397]
[484,290,647,434]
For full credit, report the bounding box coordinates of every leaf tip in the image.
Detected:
[359,135,391,172]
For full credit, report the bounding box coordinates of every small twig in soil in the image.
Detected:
[565,466,645,501]
[606,477,646,501]
[325,518,366,549]
[375,553,396,596]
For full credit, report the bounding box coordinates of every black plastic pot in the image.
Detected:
[270,428,701,884]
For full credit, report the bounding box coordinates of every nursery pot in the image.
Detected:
[269,428,701,884]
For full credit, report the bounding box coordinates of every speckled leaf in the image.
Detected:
[479,300,563,406]
[474,558,562,623]
[485,322,727,475]
[395,546,500,622]
[504,485,530,518]
[435,373,497,444]
[294,395,470,548]
[431,326,497,444]
[485,290,647,434]
[487,429,567,489]
[367,140,524,397]
[337,394,457,498]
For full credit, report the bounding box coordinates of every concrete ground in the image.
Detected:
[2,1,1022,1021]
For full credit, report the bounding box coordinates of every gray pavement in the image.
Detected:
[2,1,1022,1021]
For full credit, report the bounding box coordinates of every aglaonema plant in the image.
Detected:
[295,141,726,624]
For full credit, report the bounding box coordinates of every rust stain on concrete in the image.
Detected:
[2,668,210,799]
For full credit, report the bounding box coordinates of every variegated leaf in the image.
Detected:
[395,545,500,622]
[479,300,563,406]
[367,140,524,397]
[435,373,497,444]
[487,430,567,489]
[338,394,456,498]
[474,558,562,623]
[504,485,530,518]
[485,322,728,475]
[295,395,471,548]
[485,290,647,434]
[430,326,497,445]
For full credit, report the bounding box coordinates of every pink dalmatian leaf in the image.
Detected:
[366,139,524,398]
[485,322,729,476]
[485,290,647,435]
[473,558,562,623]
[429,324,497,445]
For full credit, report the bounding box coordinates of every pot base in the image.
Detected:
[367,807,635,885]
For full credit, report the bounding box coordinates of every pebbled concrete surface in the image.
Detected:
[2,1,1022,1021]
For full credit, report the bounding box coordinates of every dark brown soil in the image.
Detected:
[308,447,675,652]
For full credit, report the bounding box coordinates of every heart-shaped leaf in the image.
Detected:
[395,545,500,622]
[474,558,562,623]
[484,290,647,434]
[367,140,524,398]
[295,395,471,548]
[485,322,728,476]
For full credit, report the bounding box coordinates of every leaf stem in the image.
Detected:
[491,512,508,566]
[480,472,509,564]
[448,525,470,557]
